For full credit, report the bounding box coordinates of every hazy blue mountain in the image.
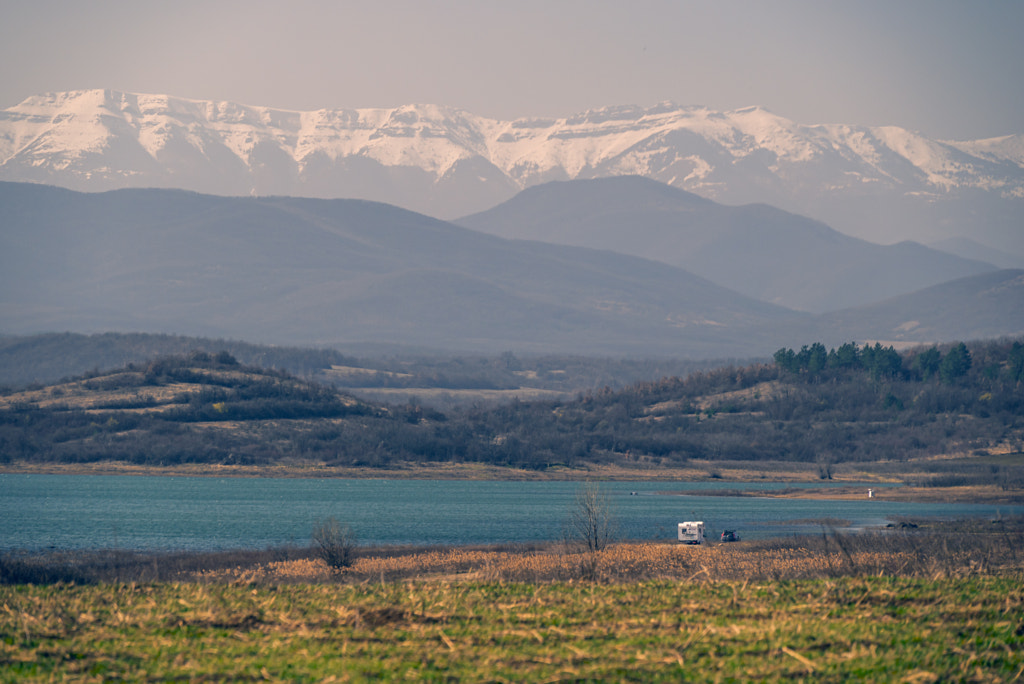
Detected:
[812,269,1024,345]
[929,237,1024,270]
[0,182,808,358]
[456,177,996,313]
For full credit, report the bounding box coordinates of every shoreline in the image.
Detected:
[0,460,837,481]
[3,460,1022,504]
[658,483,1024,505]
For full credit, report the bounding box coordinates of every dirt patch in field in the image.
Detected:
[647,381,788,415]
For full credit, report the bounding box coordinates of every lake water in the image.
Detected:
[2,474,1020,552]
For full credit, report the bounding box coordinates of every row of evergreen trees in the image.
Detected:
[772,341,996,384]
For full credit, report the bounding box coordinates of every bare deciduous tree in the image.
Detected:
[565,482,616,553]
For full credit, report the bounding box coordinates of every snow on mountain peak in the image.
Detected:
[1,90,1021,225]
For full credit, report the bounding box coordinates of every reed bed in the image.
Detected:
[190,522,1023,585]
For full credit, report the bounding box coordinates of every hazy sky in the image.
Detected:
[1,0,1021,140]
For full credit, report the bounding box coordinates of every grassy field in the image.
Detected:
[3,522,1024,682]
[2,576,1021,682]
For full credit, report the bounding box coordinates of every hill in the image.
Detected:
[0,351,386,465]
[3,340,1021,489]
[0,182,806,358]
[0,332,360,389]
[456,177,996,312]
[0,332,748,410]
[816,269,1024,343]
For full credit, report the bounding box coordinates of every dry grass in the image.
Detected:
[341,386,570,406]
[4,521,1023,681]
[4,570,1021,681]
[0,377,201,411]
[648,380,787,415]
[188,519,1024,585]
[0,367,365,413]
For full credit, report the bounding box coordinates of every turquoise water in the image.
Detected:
[1,475,1018,551]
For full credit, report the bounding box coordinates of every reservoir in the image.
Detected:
[2,474,1019,552]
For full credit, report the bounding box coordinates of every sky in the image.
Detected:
[1,0,1021,141]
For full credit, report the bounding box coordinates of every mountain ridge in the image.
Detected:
[814,268,1024,344]
[3,89,1022,251]
[0,181,805,358]
[2,181,1021,358]
[456,177,997,312]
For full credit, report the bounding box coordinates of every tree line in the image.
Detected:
[772,341,986,384]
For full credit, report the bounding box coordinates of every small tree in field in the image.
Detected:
[312,517,358,571]
[565,482,616,553]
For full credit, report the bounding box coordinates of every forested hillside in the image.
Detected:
[1,340,1022,486]
[441,339,1023,479]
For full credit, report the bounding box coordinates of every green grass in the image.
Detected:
[2,575,1022,682]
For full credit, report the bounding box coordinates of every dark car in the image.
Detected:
[720,530,740,542]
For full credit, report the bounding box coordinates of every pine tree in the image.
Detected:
[939,342,972,384]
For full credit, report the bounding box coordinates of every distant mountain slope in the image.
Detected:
[0,182,805,358]
[929,237,1024,270]
[1,90,1021,252]
[814,269,1024,344]
[456,177,996,313]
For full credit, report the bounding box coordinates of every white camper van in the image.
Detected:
[678,521,705,545]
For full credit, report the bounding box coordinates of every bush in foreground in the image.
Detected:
[311,517,358,571]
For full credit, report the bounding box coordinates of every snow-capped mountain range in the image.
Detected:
[2,89,1022,252]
